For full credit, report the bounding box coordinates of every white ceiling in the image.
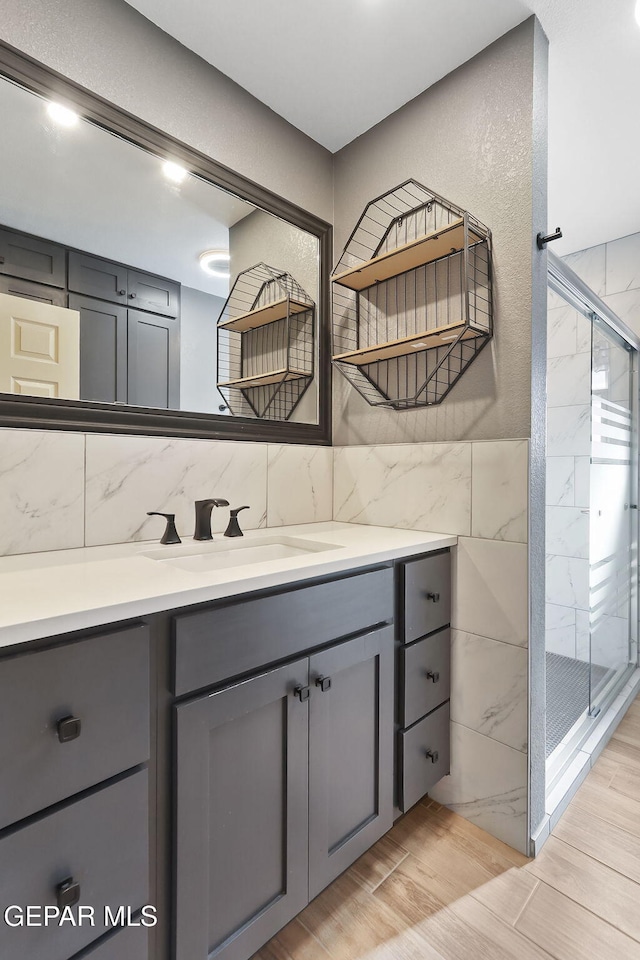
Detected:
[0,77,254,297]
[126,0,640,254]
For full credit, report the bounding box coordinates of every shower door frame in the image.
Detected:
[545,251,639,787]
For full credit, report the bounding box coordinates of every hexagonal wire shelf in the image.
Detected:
[217,262,315,420]
[332,180,493,409]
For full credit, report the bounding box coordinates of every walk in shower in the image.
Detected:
[545,252,639,784]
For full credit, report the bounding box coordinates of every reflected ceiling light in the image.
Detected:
[199,249,231,278]
[163,160,188,183]
[636,0,640,26]
[46,102,79,127]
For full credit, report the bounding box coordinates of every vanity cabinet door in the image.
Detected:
[0,227,65,287]
[127,269,179,318]
[175,659,309,960]
[70,294,128,404]
[308,626,394,899]
[68,251,129,305]
[127,308,180,409]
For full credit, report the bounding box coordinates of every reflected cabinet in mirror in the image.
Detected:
[0,42,331,443]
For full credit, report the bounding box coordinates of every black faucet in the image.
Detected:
[194,498,230,541]
[224,506,250,538]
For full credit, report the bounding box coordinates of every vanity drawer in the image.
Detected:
[401,629,451,728]
[79,925,148,960]
[398,702,450,812]
[0,624,150,830]
[401,550,451,644]
[0,769,149,960]
[173,566,394,695]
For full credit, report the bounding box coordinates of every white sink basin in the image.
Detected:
[141,535,340,573]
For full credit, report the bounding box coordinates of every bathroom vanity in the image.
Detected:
[0,524,454,960]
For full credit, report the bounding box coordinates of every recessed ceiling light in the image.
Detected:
[199,249,231,279]
[163,160,188,184]
[46,102,79,127]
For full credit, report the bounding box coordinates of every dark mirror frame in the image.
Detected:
[0,40,332,445]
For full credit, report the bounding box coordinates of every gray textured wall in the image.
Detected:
[332,19,545,445]
[0,0,333,224]
[180,285,226,416]
[229,210,320,423]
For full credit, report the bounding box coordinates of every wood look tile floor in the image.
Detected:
[255,696,640,960]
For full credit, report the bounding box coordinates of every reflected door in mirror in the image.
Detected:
[0,292,79,399]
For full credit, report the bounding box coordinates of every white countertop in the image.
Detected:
[0,522,456,649]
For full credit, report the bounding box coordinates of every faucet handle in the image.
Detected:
[224,505,250,538]
[147,511,181,545]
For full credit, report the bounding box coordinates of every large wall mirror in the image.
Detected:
[0,42,331,443]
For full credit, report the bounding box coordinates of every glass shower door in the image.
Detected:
[588,318,635,716]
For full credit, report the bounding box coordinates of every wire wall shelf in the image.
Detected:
[332,179,493,409]
[217,262,315,420]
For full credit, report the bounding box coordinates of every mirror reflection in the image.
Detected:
[0,76,320,423]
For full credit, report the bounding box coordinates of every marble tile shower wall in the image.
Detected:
[334,439,530,852]
[546,232,640,669]
[0,429,334,555]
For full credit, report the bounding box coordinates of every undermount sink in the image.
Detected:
[141,535,340,573]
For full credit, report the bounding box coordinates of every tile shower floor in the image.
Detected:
[546,652,612,757]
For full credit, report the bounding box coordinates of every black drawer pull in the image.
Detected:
[425,748,439,763]
[118,288,126,295]
[425,670,440,683]
[129,292,137,298]
[56,878,81,909]
[425,592,440,603]
[315,676,332,692]
[294,686,310,702]
[57,715,82,743]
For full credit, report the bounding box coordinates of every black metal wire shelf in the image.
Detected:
[332,180,493,410]
[217,262,315,421]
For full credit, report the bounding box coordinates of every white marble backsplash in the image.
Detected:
[0,430,333,556]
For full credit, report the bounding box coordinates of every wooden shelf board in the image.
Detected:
[218,369,310,389]
[332,219,486,292]
[333,324,485,365]
[218,297,311,332]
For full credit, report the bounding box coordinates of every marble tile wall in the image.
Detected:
[0,429,333,555]
[334,438,530,853]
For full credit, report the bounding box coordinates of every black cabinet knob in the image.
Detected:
[426,670,440,683]
[315,676,332,692]
[0,255,5,264]
[426,592,440,603]
[294,685,310,702]
[129,292,136,298]
[57,715,82,743]
[56,878,81,909]
[425,749,439,764]
[118,288,126,295]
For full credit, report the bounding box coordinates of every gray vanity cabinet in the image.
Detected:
[174,659,310,960]
[308,626,394,899]
[127,270,179,318]
[70,294,128,404]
